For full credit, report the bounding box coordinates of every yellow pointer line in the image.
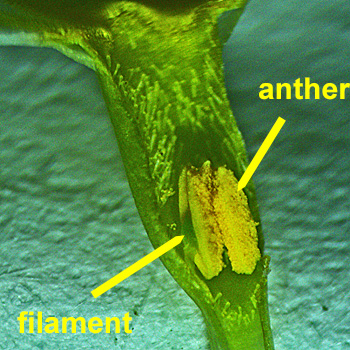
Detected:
[91,235,184,298]
[237,117,285,192]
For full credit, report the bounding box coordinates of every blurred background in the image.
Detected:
[0,0,349,349]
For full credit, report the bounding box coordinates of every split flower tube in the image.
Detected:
[0,0,274,348]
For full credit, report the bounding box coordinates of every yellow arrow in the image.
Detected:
[91,235,184,298]
[238,117,285,192]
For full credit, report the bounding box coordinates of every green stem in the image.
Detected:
[0,1,275,348]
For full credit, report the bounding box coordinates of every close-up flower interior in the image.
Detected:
[0,1,349,349]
